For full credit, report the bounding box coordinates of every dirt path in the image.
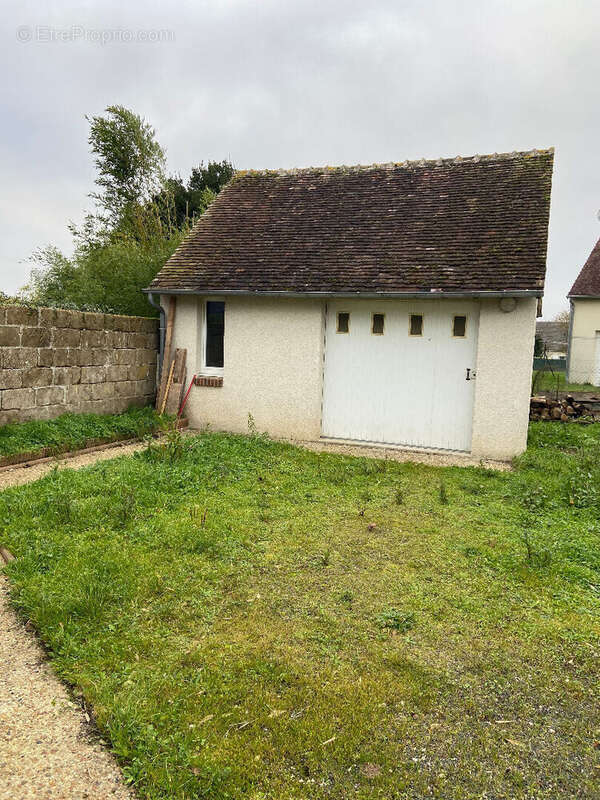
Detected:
[0,441,143,799]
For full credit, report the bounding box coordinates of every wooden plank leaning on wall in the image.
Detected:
[164,348,187,416]
[156,296,177,411]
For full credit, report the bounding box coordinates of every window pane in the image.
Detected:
[337,312,350,333]
[409,314,423,336]
[372,313,385,335]
[453,315,466,337]
[205,301,224,367]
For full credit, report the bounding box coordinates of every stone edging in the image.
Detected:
[0,434,141,471]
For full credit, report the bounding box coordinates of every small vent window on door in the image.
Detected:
[336,312,350,333]
[409,314,423,336]
[205,301,225,369]
[372,313,385,335]
[453,315,467,337]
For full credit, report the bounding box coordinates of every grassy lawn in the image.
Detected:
[532,370,597,394]
[1,425,599,799]
[0,406,162,460]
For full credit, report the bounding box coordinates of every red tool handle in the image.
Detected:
[178,374,196,417]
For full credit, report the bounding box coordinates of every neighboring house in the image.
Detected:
[147,148,554,461]
[535,321,568,358]
[567,238,600,385]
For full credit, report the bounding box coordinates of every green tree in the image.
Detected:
[153,160,234,229]
[22,107,233,316]
[24,233,185,317]
[87,105,166,227]
[189,160,234,195]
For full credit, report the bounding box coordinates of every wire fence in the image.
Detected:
[533,357,566,372]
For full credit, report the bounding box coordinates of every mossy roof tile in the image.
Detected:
[149,149,554,295]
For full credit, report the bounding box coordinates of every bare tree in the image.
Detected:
[554,309,570,325]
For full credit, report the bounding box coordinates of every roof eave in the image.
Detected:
[143,287,543,299]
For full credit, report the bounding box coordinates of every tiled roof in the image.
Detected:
[149,149,554,295]
[568,238,600,297]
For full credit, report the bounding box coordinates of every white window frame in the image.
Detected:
[198,298,225,377]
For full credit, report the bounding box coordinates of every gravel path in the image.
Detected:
[0,440,147,491]
[294,439,511,470]
[0,442,142,799]
[0,574,134,800]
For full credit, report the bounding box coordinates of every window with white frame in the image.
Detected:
[201,300,225,374]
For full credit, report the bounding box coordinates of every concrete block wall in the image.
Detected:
[0,305,158,426]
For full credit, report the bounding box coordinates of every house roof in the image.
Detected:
[535,320,568,353]
[568,238,600,297]
[148,148,554,296]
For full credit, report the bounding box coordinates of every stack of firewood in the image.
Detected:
[530,394,600,422]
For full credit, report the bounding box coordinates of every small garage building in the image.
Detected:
[147,149,554,460]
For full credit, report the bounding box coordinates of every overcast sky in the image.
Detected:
[2,0,599,318]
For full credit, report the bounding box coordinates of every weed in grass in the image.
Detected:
[189,505,207,526]
[519,527,552,568]
[376,608,416,632]
[363,459,387,474]
[567,465,599,508]
[521,485,549,512]
[379,609,416,633]
[247,412,258,436]
[339,590,353,603]
[439,481,449,505]
[116,488,136,529]
[144,423,189,462]
[55,492,74,525]
[164,426,188,461]
[394,485,404,505]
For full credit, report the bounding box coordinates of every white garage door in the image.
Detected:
[321,300,479,452]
